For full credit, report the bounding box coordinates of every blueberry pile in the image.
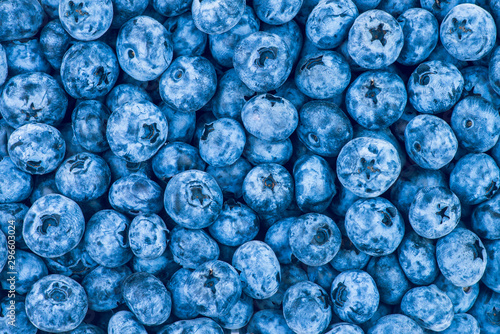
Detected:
[3,0,500,333]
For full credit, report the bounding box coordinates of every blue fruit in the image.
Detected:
[215,293,253,330]
[199,118,246,167]
[434,274,479,313]
[468,287,500,334]
[367,314,424,334]
[0,157,33,204]
[111,0,149,29]
[43,239,98,280]
[152,142,205,182]
[4,38,51,75]
[246,309,294,334]
[40,20,72,70]
[330,225,371,271]
[264,217,296,264]
[191,0,245,34]
[398,231,439,285]
[102,150,153,182]
[0,0,45,42]
[151,0,192,17]
[262,20,303,65]
[158,318,223,334]
[109,174,163,215]
[0,249,47,295]
[132,248,180,283]
[441,313,480,334]
[59,0,113,41]
[206,157,252,199]
[106,84,151,114]
[471,193,500,240]
[461,66,500,109]
[212,69,256,121]
[253,0,302,25]
[243,134,293,166]
[108,311,147,334]
[170,226,219,269]
[129,214,168,260]
[164,11,207,58]
[167,268,199,319]
[326,323,364,334]
[0,44,7,86]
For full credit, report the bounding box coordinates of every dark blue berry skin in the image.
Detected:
[23,194,85,258]
[4,39,51,75]
[347,10,404,69]
[346,70,406,130]
[330,186,360,218]
[0,249,47,294]
[420,0,474,21]
[8,123,66,175]
[367,314,424,334]
[81,265,131,312]
[106,84,151,114]
[192,0,245,34]
[108,311,147,334]
[40,0,59,19]
[233,32,292,93]
[407,60,464,114]
[164,170,223,229]
[253,0,302,25]
[264,217,296,264]
[151,0,191,17]
[60,41,119,100]
[209,200,259,247]
[170,226,219,269]
[59,122,87,159]
[434,274,479,313]
[283,281,332,334]
[158,318,224,334]
[43,239,98,280]
[109,174,163,215]
[207,157,252,199]
[472,193,500,240]
[297,101,353,158]
[353,0,381,11]
[152,142,205,182]
[461,66,500,109]
[262,20,303,65]
[440,4,496,61]
[0,0,44,42]
[396,8,438,65]
[441,313,480,334]
[25,275,88,332]
[405,115,458,170]
[185,260,242,317]
[209,6,260,68]
[275,79,310,111]
[167,268,198,320]
[243,95,297,144]
[246,309,294,334]
[0,73,68,129]
[331,224,371,272]
[243,135,293,166]
[427,43,468,70]
[199,118,246,167]
[215,293,253,330]
[401,285,454,331]
[398,231,439,285]
[242,163,294,214]
[345,197,404,256]
[122,272,172,326]
[337,137,401,198]
[59,0,113,41]
[0,157,33,204]
[111,0,149,29]
[212,69,256,121]
[160,103,196,143]
[0,44,6,86]
[55,153,111,202]
[306,0,358,49]
[116,16,173,82]
[366,253,411,305]
[293,154,336,213]
[450,153,500,205]
[436,228,487,287]
[289,213,342,266]
[84,209,133,268]
[0,203,28,248]
[330,270,379,324]
[102,150,153,182]
[129,214,168,260]
[164,11,206,58]
[132,248,181,283]
[106,100,168,163]
[307,264,338,292]
[295,51,351,100]
[159,56,217,112]
[72,100,110,153]
[354,125,407,167]
[451,96,500,153]
[469,287,500,334]
[0,296,37,334]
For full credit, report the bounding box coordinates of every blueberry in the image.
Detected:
[261,20,303,65]
[401,285,454,331]
[0,157,33,204]
[441,313,480,334]
[326,323,364,334]
[151,0,192,17]
[479,239,500,291]
[105,84,152,114]
[132,248,180,283]
[330,224,371,271]
[367,314,424,334]
[108,174,163,215]
[4,38,51,75]
[206,157,252,199]
[158,318,224,334]
[25,274,88,332]
[71,100,110,153]
[164,170,223,229]
[159,56,217,112]
[199,118,246,167]
[295,51,351,100]
[398,231,439,285]
[59,0,113,41]
[253,0,302,25]
[420,0,474,21]
[170,226,219,269]
[297,101,353,158]
[167,268,198,320]
[152,142,205,182]
[0,296,37,333]
[215,293,253,330]
[0,203,28,248]
[306,0,358,49]
[488,46,500,96]
[0,249,47,294]
[468,287,500,334]
[407,60,464,114]
[427,43,468,70]
[434,273,479,313]
[264,217,296,264]
[84,209,133,268]
[129,214,168,260]
[43,239,98,280]
[243,134,293,166]
[461,66,500,109]
[275,79,310,111]
[81,265,131,312]
[0,44,7,86]
[192,0,245,34]
[108,311,147,334]
[346,70,406,130]
[0,0,45,42]
[102,150,153,182]
[471,193,500,240]
[111,0,149,29]
[283,281,332,334]
[233,32,292,92]
[330,185,361,218]
[67,323,105,334]
[246,309,294,334]
[160,103,196,143]
[106,100,168,163]
[60,41,119,99]
[242,163,294,214]
[164,11,207,58]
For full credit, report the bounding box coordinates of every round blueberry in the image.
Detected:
[158,318,224,334]
[0,157,33,204]
[108,311,147,334]
[243,135,293,166]
[398,231,439,285]
[59,0,113,41]
[0,0,45,43]
[253,0,302,25]
[40,20,73,70]
[368,314,424,334]
[191,0,245,34]
[167,268,199,320]
[434,274,479,313]
[247,309,294,333]
[72,100,110,153]
[215,293,253,330]
[109,174,163,215]
[111,0,149,29]
[170,226,219,269]
[151,0,192,17]
[129,214,168,260]
[199,118,246,167]
[206,157,252,199]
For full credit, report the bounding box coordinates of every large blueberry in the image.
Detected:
[158,318,223,334]
[468,287,500,334]
[434,274,479,313]
[264,217,296,264]
[59,0,113,41]
[0,249,47,295]
[243,134,293,166]
[170,226,219,269]
[199,118,246,167]
[151,0,192,17]
[215,293,253,330]
[160,103,196,143]
[0,157,33,204]
[206,157,252,198]
[3,38,51,75]
[398,231,439,285]
[461,66,500,109]
[253,0,302,25]
[40,20,73,70]
[246,310,294,334]
[0,0,44,42]
[192,0,245,34]
[164,11,207,58]
[441,313,480,334]
[109,174,163,215]
[471,193,500,240]
[262,20,303,65]
[167,268,198,319]
[129,214,168,260]
[71,100,110,153]
[367,314,424,334]
[108,311,147,334]
[330,227,371,272]
[102,150,153,182]
[111,0,149,29]
[152,142,205,182]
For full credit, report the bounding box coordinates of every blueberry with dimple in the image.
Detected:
[283,281,331,334]
[170,226,219,269]
[84,209,133,268]
[440,4,496,61]
[297,101,353,158]
[407,60,464,114]
[437,228,487,287]
[434,274,479,313]
[261,20,303,65]
[25,274,88,332]
[243,135,293,166]
[159,56,217,112]
[167,268,198,320]
[306,0,358,49]
[185,260,241,317]
[0,157,33,204]
[60,41,119,99]
[158,318,224,334]
[398,231,438,285]
[3,38,51,75]
[106,100,168,163]
[450,153,500,205]
[212,69,256,121]
[401,285,454,331]
[354,124,407,167]
[233,32,292,93]
[109,174,163,215]
[347,10,404,69]
[108,311,147,334]
[116,16,173,82]
[71,100,110,153]
[122,272,172,326]
[242,94,298,142]
[461,66,500,109]
[295,51,351,100]
[199,118,246,167]
[129,214,168,260]
[246,309,294,334]
[164,11,207,58]
[0,0,45,43]
[111,0,149,29]
[253,0,302,25]
[215,293,253,330]
[0,73,68,129]
[106,84,152,113]
[451,96,500,153]
[346,70,406,130]
[367,314,424,334]
[242,163,294,214]
[102,150,153,182]
[206,157,252,199]
[81,265,131,312]
[152,142,205,182]
[151,0,192,17]
[330,270,379,324]
[59,0,113,41]
[337,137,401,198]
